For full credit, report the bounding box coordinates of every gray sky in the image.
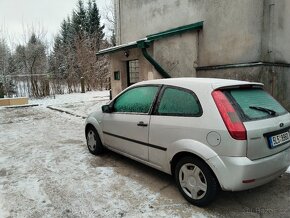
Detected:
[0,0,110,48]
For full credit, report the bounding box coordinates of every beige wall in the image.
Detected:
[117,0,264,66]
[153,31,198,77]
[110,48,158,97]
[0,97,28,106]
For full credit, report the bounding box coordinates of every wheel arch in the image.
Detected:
[168,139,223,189]
[171,152,201,175]
[85,117,104,144]
[170,151,221,189]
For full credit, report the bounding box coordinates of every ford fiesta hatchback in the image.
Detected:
[85,78,290,206]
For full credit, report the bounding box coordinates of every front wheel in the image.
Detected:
[174,156,219,207]
[86,127,104,155]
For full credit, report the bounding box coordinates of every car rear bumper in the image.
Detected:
[207,147,290,191]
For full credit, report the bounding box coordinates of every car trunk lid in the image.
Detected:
[244,114,290,160]
[222,87,290,160]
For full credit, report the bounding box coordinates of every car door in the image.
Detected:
[102,85,160,161]
[149,86,203,169]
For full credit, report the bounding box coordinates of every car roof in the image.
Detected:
[134,78,263,90]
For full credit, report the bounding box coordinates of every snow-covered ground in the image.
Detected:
[29,90,110,107]
[0,91,290,217]
[29,91,110,118]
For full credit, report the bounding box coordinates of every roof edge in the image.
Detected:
[96,21,204,56]
[96,41,139,56]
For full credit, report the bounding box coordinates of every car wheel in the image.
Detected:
[175,156,219,207]
[86,127,104,155]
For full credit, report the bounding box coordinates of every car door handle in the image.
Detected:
[137,121,148,127]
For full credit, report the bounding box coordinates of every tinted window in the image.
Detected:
[227,88,287,120]
[157,87,201,116]
[114,86,158,113]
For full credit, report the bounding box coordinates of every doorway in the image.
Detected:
[127,60,140,86]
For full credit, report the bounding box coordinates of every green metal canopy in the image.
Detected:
[97,21,203,78]
[96,21,203,56]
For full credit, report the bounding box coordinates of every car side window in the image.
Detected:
[156,87,202,117]
[114,86,159,113]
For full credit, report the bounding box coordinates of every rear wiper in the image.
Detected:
[249,106,276,116]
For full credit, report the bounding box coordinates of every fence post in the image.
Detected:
[0,82,4,98]
[81,77,85,93]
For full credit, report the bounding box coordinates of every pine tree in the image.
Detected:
[87,0,105,49]
[50,0,109,93]
[72,0,87,38]
[60,19,69,45]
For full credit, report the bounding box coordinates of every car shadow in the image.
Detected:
[89,150,290,217]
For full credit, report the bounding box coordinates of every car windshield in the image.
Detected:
[225,88,287,121]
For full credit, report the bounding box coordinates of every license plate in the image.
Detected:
[268,131,290,148]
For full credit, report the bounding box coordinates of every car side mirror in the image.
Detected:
[102,105,113,113]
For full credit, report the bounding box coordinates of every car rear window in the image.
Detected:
[225,88,287,121]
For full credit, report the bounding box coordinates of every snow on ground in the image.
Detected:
[0,102,216,217]
[29,91,110,118]
[29,91,290,174]
[29,90,110,107]
[0,91,290,217]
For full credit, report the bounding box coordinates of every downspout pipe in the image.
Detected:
[141,47,171,78]
[138,40,171,78]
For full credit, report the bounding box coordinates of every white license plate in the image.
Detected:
[269,132,290,148]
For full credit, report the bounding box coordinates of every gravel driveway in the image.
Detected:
[0,106,289,218]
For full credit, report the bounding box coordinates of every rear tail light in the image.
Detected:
[212,90,247,140]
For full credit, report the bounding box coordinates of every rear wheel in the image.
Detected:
[86,127,104,155]
[174,156,219,207]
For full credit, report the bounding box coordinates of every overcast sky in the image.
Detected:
[0,0,110,48]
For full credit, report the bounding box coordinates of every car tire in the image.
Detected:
[86,127,104,155]
[174,156,219,207]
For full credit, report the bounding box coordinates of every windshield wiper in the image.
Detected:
[249,106,276,116]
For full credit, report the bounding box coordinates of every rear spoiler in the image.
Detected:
[212,83,264,90]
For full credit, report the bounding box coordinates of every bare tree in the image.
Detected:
[11,30,49,97]
[103,0,116,45]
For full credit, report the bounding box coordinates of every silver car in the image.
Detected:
[85,78,290,206]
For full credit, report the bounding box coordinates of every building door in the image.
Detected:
[127,60,140,86]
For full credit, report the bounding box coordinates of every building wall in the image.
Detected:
[112,0,290,109]
[117,0,264,66]
[153,31,198,77]
[197,66,290,110]
[261,0,290,63]
[110,48,159,97]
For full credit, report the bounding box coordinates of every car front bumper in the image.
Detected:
[207,147,290,191]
